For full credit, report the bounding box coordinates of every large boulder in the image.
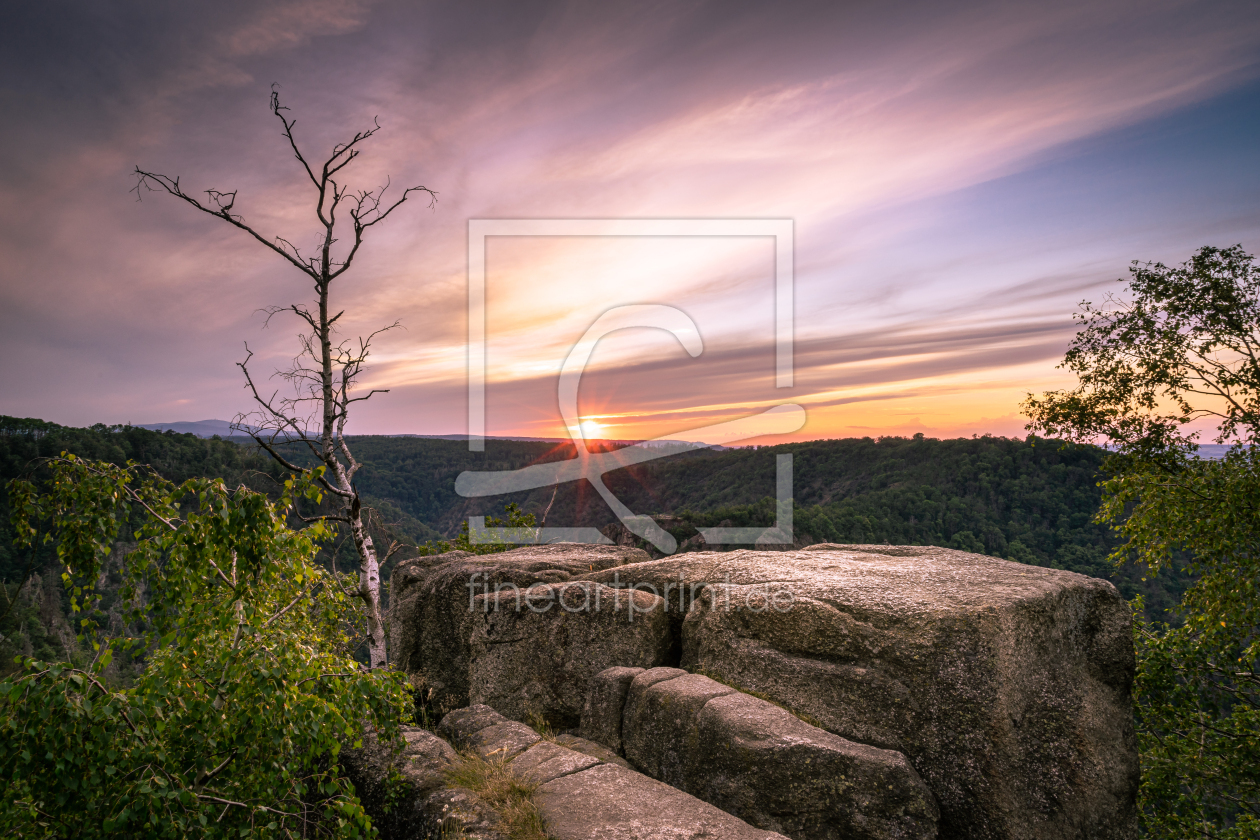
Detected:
[583,545,1138,840]
[603,666,938,840]
[389,544,649,712]
[691,690,937,840]
[467,581,672,729]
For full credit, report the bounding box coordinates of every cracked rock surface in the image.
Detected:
[389,545,650,713]
[439,704,791,840]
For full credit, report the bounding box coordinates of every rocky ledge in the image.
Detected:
[387,544,1138,840]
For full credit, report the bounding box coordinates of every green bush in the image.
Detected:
[0,456,410,838]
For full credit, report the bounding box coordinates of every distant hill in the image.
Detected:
[1189,444,1235,459]
[137,419,253,438]
[135,420,724,449]
[136,419,1238,461]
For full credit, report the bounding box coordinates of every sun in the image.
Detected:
[579,419,605,439]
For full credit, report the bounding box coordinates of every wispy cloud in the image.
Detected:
[0,1,1258,438]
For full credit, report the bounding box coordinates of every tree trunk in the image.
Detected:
[349,509,387,668]
[322,283,387,669]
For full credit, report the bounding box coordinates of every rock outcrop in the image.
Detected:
[588,666,939,840]
[553,732,633,769]
[439,704,791,840]
[389,544,649,712]
[538,763,790,840]
[585,545,1138,840]
[438,703,544,761]
[390,543,1138,840]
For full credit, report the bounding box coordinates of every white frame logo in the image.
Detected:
[456,219,802,554]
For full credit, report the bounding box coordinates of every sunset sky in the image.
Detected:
[2,1,1259,444]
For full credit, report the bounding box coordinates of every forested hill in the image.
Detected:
[264,431,1185,611]
[0,418,1189,641]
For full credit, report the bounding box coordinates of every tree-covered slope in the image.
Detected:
[0,417,287,582]
[0,417,297,667]
[1,417,1190,666]
[316,432,1111,566]
[312,432,1189,612]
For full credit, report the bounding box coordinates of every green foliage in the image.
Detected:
[0,456,410,838]
[379,767,408,816]
[1101,449,1260,837]
[265,437,573,530]
[675,435,1113,559]
[0,417,288,670]
[1024,244,1260,457]
[1026,245,1260,838]
[0,419,432,671]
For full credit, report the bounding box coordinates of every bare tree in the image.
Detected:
[135,88,434,668]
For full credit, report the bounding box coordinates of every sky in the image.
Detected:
[1,0,1258,444]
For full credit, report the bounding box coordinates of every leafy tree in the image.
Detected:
[134,89,435,668]
[0,418,291,673]
[1024,245,1260,838]
[0,456,409,837]
[1025,244,1259,458]
[1101,448,1259,837]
